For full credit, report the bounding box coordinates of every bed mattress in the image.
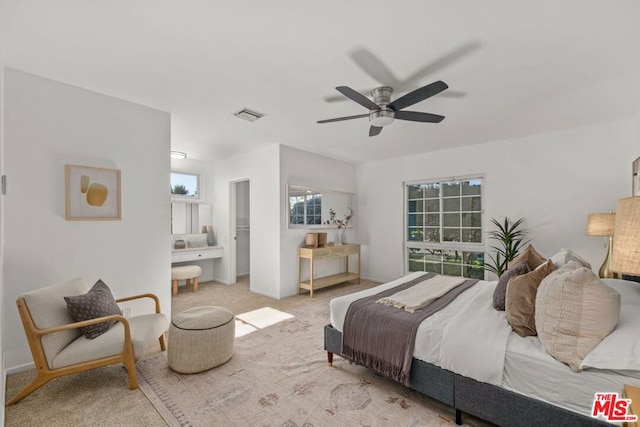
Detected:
[329,273,640,420]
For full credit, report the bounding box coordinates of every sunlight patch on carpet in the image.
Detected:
[235,319,258,337]
[236,307,294,330]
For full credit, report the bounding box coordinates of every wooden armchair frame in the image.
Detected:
[6,293,167,406]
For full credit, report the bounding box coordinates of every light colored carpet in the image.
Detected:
[5,276,489,426]
[137,301,469,427]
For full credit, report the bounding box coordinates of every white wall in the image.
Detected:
[3,68,171,370]
[357,118,639,283]
[0,63,5,424]
[279,145,357,297]
[212,144,280,296]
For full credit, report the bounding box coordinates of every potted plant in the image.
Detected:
[484,217,528,278]
[325,207,355,245]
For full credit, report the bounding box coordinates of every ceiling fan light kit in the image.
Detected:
[317,80,448,137]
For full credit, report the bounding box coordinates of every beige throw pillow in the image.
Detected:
[505,259,554,336]
[509,244,546,270]
[535,264,620,371]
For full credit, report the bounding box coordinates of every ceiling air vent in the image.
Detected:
[233,108,265,122]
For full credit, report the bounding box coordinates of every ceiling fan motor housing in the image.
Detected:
[370,86,395,126]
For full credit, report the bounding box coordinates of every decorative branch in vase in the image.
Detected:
[325,207,355,245]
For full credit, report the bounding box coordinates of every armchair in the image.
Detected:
[6,278,169,406]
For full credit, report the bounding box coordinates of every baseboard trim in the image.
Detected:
[6,361,34,375]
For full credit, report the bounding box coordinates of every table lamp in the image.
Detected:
[586,212,616,278]
[611,197,640,276]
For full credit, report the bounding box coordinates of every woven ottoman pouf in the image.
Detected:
[168,306,235,374]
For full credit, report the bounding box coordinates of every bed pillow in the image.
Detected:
[64,279,122,339]
[505,259,554,336]
[535,265,620,371]
[492,262,530,311]
[508,244,546,270]
[550,248,591,270]
[581,279,640,370]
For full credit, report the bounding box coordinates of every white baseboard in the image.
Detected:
[6,361,34,375]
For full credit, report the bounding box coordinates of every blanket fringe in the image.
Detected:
[343,345,410,386]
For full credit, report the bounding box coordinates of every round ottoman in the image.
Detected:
[168,306,235,374]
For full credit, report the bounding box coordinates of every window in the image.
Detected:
[405,176,484,279]
[171,171,200,199]
[289,193,322,225]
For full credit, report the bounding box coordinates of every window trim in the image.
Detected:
[403,174,486,275]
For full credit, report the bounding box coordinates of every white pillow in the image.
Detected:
[550,248,591,270]
[581,279,640,371]
[535,265,620,371]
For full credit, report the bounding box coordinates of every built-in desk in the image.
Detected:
[171,246,223,263]
[297,243,360,298]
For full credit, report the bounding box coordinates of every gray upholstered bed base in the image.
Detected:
[324,324,610,426]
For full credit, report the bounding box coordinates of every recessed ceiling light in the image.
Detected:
[171,151,187,159]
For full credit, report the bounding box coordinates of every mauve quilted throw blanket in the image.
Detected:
[342,273,478,386]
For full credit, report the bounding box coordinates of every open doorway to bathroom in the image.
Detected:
[230,179,250,286]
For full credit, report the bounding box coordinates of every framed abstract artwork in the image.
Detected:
[65,165,121,220]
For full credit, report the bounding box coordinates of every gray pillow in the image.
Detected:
[493,262,530,311]
[64,279,122,339]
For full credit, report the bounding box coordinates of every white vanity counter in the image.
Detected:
[171,246,223,263]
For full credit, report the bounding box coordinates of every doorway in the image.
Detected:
[230,179,250,285]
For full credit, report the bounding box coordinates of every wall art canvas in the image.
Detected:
[65,164,121,220]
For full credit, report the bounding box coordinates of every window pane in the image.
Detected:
[424,228,440,242]
[408,185,423,199]
[463,251,484,267]
[425,199,439,213]
[462,213,482,227]
[425,214,439,226]
[443,213,460,227]
[424,250,442,263]
[442,182,460,197]
[442,228,460,242]
[462,180,482,196]
[408,200,423,213]
[424,183,440,198]
[443,250,462,264]
[408,214,424,227]
[443,263,461,276]
[443,198,460,212]
[424,263,442,274]
[314,206,321,215]
[462,196,482,211]
[408,228,424,241]
[461,228,482,243]
[465,266,485,279]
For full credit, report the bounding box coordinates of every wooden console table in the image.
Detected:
[298,243,360,298]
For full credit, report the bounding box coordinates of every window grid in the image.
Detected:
[289,193,322,225]
[405,177,484,279]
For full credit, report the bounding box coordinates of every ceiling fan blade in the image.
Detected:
[335,86,380,110]
[324,88,376,103]
[388,81,449,111]
[317,113,369,124]
[401,42,480,88]
[395,111,445,123]
[350,48,401,87]
[369,126,383,137]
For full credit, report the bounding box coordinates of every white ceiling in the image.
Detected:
[2,1,640,164]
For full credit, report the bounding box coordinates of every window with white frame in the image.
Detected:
[405,176,484,279]
[289,193,322,225]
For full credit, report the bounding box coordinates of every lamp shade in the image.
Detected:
[586,212,616,236]
[611,197,640,275]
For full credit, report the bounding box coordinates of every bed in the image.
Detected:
[324,271,640,426]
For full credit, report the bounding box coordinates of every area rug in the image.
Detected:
[136,300,462,427]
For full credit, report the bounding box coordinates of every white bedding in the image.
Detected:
[329,273,640,420]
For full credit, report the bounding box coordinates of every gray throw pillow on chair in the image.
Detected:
[64,279,122,339]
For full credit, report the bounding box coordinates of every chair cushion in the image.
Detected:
[64,280,122,339]
[52,313,170,369]
[21,278,90,368]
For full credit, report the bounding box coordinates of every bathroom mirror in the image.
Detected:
[286,184,354,229]
[171,202,212,234]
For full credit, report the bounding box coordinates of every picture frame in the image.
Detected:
[65,164,121,220]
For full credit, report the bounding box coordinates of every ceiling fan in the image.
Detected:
[317,80,448,137]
